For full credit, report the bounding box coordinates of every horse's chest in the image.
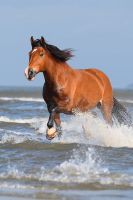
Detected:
[55,84,65,93]
[43,82,70,108]
[54,85,69,102]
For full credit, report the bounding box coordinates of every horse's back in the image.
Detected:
[75,68,113,105]
[84,68,113,95]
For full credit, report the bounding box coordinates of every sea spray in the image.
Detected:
[1,112,133,147]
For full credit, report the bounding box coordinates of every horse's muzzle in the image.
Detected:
[28,69,37,80]
[25,67,37,81]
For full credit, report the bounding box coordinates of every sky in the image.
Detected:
[0,0,133,88]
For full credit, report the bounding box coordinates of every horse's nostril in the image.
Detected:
[28,69,36,79]
[29,70,33,76]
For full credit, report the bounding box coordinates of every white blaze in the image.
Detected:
[24,67,29,79]
[24,48,38,80]
[31,48,37,54]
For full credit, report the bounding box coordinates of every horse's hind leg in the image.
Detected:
[101,100,113,125]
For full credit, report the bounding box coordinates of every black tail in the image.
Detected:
[112,97,132,126]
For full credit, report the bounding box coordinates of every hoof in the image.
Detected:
[46,127,57,140]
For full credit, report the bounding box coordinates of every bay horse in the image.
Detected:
[25,36,131,140]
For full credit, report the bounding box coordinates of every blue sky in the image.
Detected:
[0,0,133,88]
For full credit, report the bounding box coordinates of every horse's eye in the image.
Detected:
[40,53,44,57]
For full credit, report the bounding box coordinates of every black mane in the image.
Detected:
[32,39,73,62]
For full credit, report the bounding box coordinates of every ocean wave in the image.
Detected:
[39,147,109,184]
[0,116,44,124]
[0,128,45,144]
[0,182,35,190]
[39,147,133,188]
[0,116,47,144]
[1,112,133,147]
[34,113,133,148]
[0,147,107,183]
[0,147,133,188]
[1,96,133,104]
[0,133,32,144]
[119,98,133,104]
[81,113,133,148]
[0,97,43,102]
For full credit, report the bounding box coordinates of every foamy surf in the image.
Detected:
[32,114,133,147]
[0,116,44,124]
[79,113,133,148]
[1,113,133,148]
[0,146,133,189]
[29,112,133,148]
[42,147,109,184]
[1,96,133,105]
[4,147,108,185]
[40,146,133,188]
[0,97,43,102]
[1,87,133,199]
[0,129,44,144]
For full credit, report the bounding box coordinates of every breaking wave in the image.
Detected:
[1,113,133,147]
[0,128,44,144]
[30,112,133,148]
[1,96,133,105]
[0,97,43,102]
[0,116,44,124]
[0,146,133,189]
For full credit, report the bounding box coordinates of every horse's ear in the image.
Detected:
[30,36,34,46]
[41,36,45,45]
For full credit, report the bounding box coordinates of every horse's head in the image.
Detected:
[25,36,73,81]
[25,36,47,80]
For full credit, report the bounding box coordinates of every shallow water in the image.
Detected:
[0,86,133,199]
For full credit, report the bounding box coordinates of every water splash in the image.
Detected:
[1,112,133,147]
[45,111,133,147]
[0,146,109,185]
[1,146,133,188]
[42,146,109,183]
[79,113,133,148]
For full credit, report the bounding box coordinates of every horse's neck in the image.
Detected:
[43,61,72,85]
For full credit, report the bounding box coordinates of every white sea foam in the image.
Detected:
[1,111,133,147]
[6,112,133,148]
[80,113,133,148]
[0,133,31,144]
[0,129,33,144]
[0,97,43,102]
[1,147,133,188]
[0,116,44,124]
[1,147,104,183]
[119,98,133,104]
[0,182,35,190]
[39,147,109,184]
[0,127,45,144]
[1,96,133,104]
[0,116,47,144]
[40,147,133,187]
[34,112,133,148]
[59,113,133,148]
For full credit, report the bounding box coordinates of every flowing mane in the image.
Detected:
[31,39,73,62]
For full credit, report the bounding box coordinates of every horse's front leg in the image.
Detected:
[46,107,62,140]
[53,112,62,138]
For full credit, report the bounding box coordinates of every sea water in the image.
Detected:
[0,86,133,200]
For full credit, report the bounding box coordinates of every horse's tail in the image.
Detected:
[112,97,132,126]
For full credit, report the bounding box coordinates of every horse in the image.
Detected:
[25,36,131,140]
